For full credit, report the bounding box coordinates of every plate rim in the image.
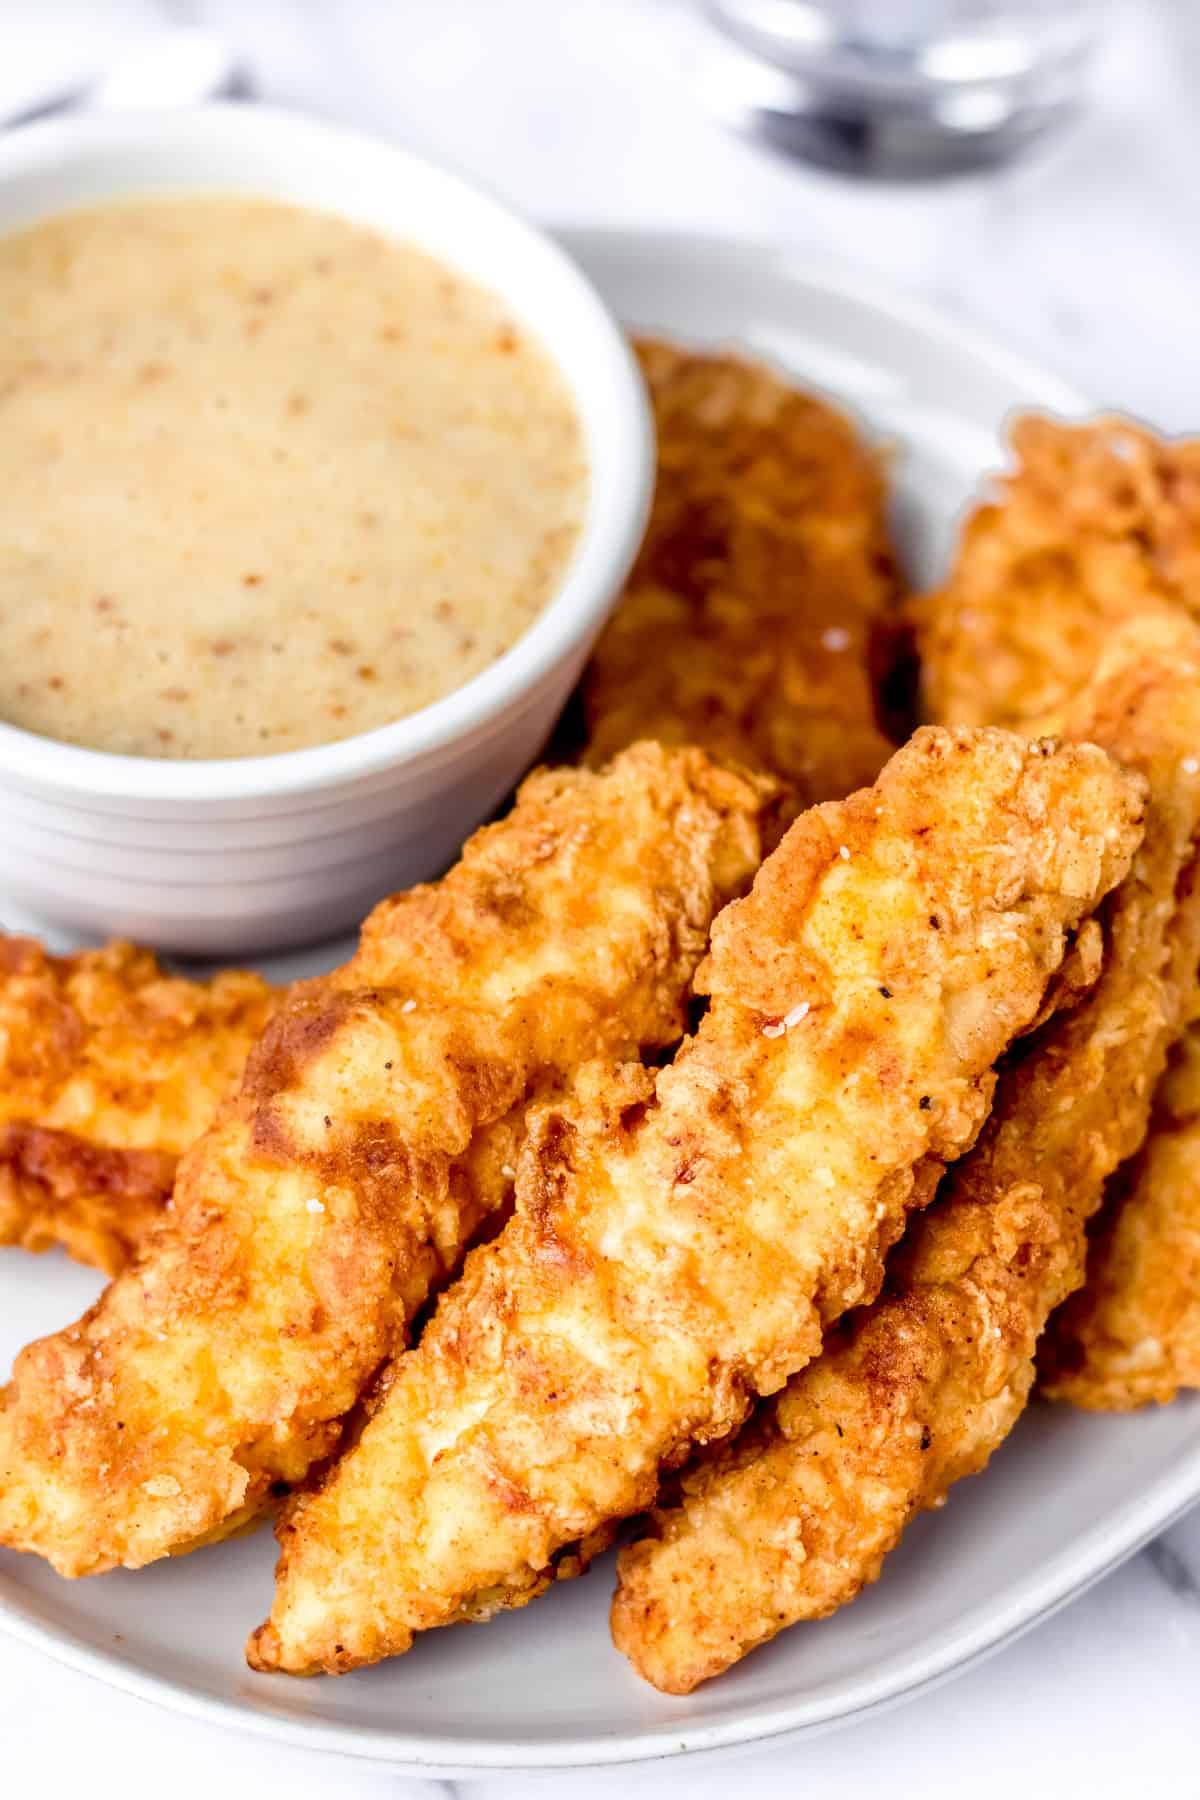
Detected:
[557,222,1093,418]
[4,1426,1198,1774]
[6,224,1196,1774]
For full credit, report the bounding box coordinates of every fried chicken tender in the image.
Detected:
[918,414,1200,733]
[1041,1019,1200,1409]
[608,614,1200,1695]
[0,938,275,1274]
[0,744,768,1578]
[248,726,1142,1677]
[582,339,900,820]
[916,414,1200,1406]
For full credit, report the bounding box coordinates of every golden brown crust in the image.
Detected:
[1041,1020,1200,1408]
[248,726,1142,1676]
[0,938,276,1271]
[0,745,768,1577]
[0,1124,175,1277]
[583,339,901,828]
[915,414,1200,1410]
[920,411,1200,1408]
[608,612,1200,1696]
[916,414,1200,732]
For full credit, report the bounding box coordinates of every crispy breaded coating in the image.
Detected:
[0,341,897,1278]
[1041,1020,1200,1409]
[918,414,1200,733]
[608,614,1200,1694]
[0,939,275,1273]
[921,410,1200,1409]
[248,726,1142,1677]
[582,339,900,819]
[0,744,767,1578]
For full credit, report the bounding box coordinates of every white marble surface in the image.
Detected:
[3,0,1200,1792]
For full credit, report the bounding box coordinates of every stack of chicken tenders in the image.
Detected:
[2,342,1198,1692]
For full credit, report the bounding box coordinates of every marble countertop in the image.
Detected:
[3,1,1199,1793]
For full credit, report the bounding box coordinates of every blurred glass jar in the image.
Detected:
[693,0,1111,175]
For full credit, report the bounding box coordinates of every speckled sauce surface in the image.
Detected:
[0,195,586,758]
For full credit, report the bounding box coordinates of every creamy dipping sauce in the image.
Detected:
[0,196,587,758]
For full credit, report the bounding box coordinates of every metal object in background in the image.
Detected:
[1,28,249,129]
[694,0,1109,176]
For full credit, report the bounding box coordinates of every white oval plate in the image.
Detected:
[3,228,1198,1776]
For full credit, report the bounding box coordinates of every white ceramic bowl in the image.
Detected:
[0,107,653,954]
